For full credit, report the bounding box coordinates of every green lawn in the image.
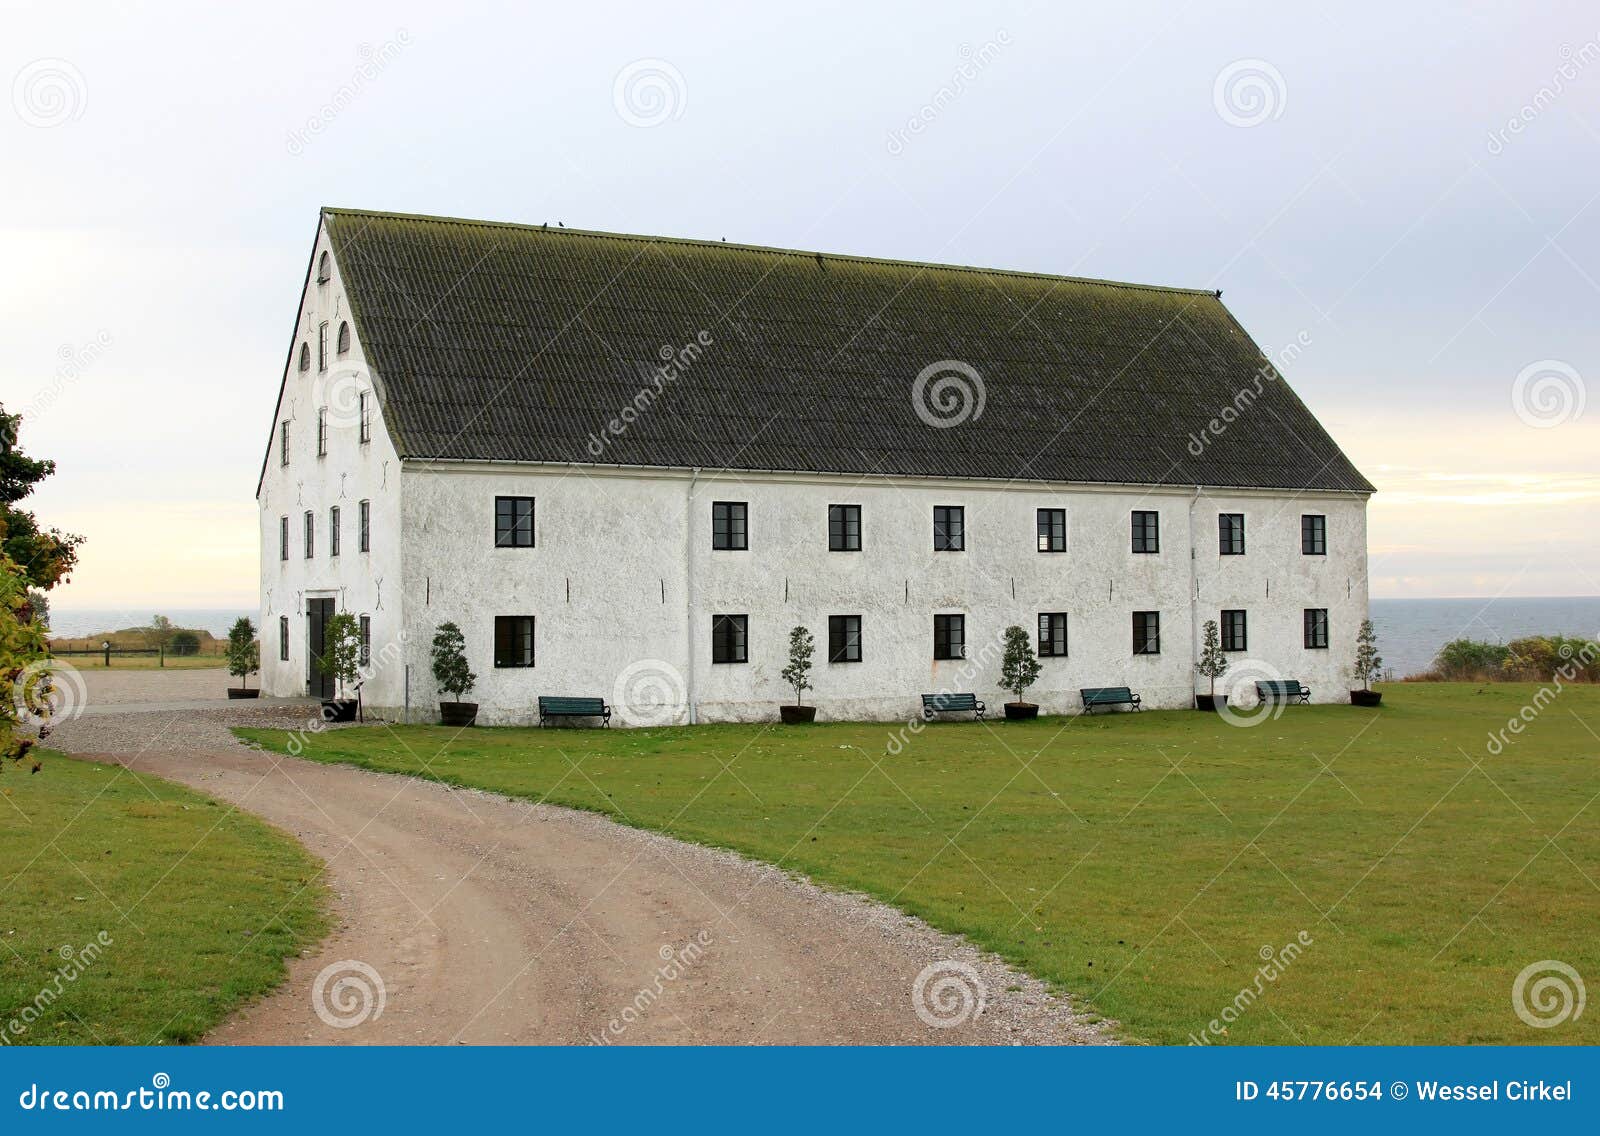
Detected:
[238,684,1600,1045]
[0,754,326,1045]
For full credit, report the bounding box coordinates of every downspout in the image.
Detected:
[1188,485,1201,702]
[685,467,700,724]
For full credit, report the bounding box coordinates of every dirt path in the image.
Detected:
[46,673,1111,1045]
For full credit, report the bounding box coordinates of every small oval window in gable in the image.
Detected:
[317,251,331,284]
[337,321,351,356]
[298,343,310,372]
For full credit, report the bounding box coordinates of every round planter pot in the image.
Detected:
[321,698,359,723]
[440,701,479,727]
[1194,694,1227,712]
[1004,702,1040,721]
[227,688,261,700]
[1350,689,1383,708]
[779,705,818,724]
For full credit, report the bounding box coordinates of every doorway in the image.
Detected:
[306,598,335,698]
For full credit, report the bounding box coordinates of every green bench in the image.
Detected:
[921,692,985,721]
[538,696,612,727]
[1255,679,1310,705]
[1080,686,1141,713]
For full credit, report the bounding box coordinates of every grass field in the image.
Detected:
[239,684,1599,1045]
[0,754,326,1045]
[53,655,226,671]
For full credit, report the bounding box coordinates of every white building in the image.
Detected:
[258,208,1372,725]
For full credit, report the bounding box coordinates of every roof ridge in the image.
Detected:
[321,206,1221,298]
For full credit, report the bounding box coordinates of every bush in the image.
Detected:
[430,622,475,701]
[1424,635,1600,683]
[169,630,201,656]
[1432,639,1512,680]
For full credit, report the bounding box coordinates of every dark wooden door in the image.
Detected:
[306,598,335,698]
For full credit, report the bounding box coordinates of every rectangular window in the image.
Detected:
[828,615,862,663]
[712,501,748,550]
[1038,612,1069,657]
[358,614,371,666]
[279,515,288,562]
[933,614,966,660]
[303,510,314,558]
[279,615,289,661]
[317,408,328,456]
[1133,610,1161,655]
[1132,510,1160,553]
[1304,608,1329,649]
[1037,508,1066,553]
[280,421,289,467]
[493,616,535,668]
[711,614,748,664]
[494,496,535,548]
[1302,514,1327,555]
[358,391,371,444]
[318,321,329,371]
[329,506,340,556]
[1219,513,1245,555]
[933,506,964,551]
[1221,609,1248,651]
[828,504,861,551]
[358,500,370,552]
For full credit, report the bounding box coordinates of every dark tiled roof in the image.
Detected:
[322,208,1372,493]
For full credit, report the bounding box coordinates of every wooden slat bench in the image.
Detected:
[1080,686,1141,713]
[538,696,612,727]
[1255,679,1310,705]
[921,692,985,721]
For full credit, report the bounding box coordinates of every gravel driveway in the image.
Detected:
[46,670,1113,1045]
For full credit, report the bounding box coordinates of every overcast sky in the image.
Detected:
[4,0,1597,610]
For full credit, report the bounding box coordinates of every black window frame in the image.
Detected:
[329,505,340,557]
[1133,610,1161,655]
[298,343,310,373]
[1132,510,1160,554]
[1302,514,1327,556]
[494,496,536,548]
[336,321,351,357]
[279,515,288,562]
[711,614,748,664]
[279,421,289,467]
[1220,609,1248,652]
[1304,608,1330,650]
[317,251,331,284]
[318,321,329,372]
[317,407,328,457]
[828,504,862,552]
[493,615,535,668]
[712,501,748,551]
[1219,513,1245,555]
[828,615,863,663]
[358,391,371,444]
[1037,508,1066,553]
[303,510,314,558]
[933,506,965,552]
[279,615,289,661]
[933,613,966,660]
[1038,612,1069,657]
[358,499,370,552]
[358,614,371,665]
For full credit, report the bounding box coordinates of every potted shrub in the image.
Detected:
[779,625,817,724]
[1195,619,1228,711]
[1000,624,1041,720]
[225,616,260,699]
[431,621,478,726]
[317,610,364,722]
[1351,618,1384,707]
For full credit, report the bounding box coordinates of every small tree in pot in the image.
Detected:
[1000,624,1042,720]
[1195,619,1228,711]
[1351,619,1384,707]
[225,616,260,698]
[317,611,364,722]
[431,622,478,726]
[779,625,816,723]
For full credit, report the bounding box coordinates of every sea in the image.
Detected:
[44,598,1600,679]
